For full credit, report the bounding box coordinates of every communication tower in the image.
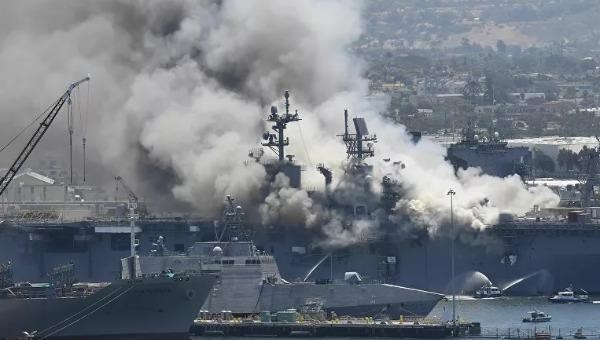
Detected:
[262,90,301,162]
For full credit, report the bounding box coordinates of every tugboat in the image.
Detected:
[474,284,502,298]
[522,310,552,323]
[548,287,589,303]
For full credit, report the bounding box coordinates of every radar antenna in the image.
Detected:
[261,91,301,162]
[338,109,377,161]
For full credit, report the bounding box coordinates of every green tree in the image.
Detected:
[534,149,556,174]
[581,90,595,107]
[462,79,481,104]
[557,149,579,170]
[525,113,545,136]
[496,40,507,54]
[484,74,494,104]
[564,87,577,99]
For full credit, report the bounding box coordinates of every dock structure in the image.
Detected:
[191,320,479,338]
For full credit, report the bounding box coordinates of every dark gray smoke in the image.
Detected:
[0,1,558,247]
[0,0,363,214]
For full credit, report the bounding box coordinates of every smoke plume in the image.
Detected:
[0,0,558,246]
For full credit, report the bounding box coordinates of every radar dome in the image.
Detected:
[212,246,223,255]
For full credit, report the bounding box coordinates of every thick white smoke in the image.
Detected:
[0,0,559,246]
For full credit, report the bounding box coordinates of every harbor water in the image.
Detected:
[432,296,600,336]
[193,296,600,339]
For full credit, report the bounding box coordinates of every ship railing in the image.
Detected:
[491,221,600,231]
[476,326,600,339]
[5,215,212,226]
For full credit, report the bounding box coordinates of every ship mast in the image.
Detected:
[340,109,377,161]
[216,195,246,242]
[261,90,301,162]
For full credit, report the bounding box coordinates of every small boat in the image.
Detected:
[474,284,502,298]
[535,331,551,340]
[574,328,586,339]
[548,287,589,303]
[522,310,552,323]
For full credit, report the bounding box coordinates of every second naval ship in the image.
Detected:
[131,196,443,318]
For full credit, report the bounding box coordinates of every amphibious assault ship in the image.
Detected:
[0,261,217,340]
[131,196,443,318]
[2,90,600,299]
[446,123,531,178]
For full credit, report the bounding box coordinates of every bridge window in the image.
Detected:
[245,259,261,265]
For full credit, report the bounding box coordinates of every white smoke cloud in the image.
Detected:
[0,0,559,246]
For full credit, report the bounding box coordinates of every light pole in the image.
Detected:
[447,188,456,333]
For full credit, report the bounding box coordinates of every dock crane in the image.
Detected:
[115,176,139,257]
[0,76,90,197]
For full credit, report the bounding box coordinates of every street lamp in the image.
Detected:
[447,188,456,333]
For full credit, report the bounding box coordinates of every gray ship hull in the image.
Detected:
[4,219,600,297]
[257,283,442,318]
[135,243,443,318]
[255,226,600,295]
[0,274,216,340]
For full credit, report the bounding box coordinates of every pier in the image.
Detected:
[190,319,480,338]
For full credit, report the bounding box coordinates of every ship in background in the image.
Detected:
[445,122,531,178]
[3,90,600,299]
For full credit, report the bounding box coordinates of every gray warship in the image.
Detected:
[132,196,443,318]
[2,89,600,299]
[0,261,217,340]
[446,123,531,178]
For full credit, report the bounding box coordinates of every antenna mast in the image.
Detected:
[67,97,74,184]
[115,176,139,257]
[217,195,246,242]
[261,91,301,161]
[338,109,377,161]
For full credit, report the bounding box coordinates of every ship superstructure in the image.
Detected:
[259,90,303,188]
